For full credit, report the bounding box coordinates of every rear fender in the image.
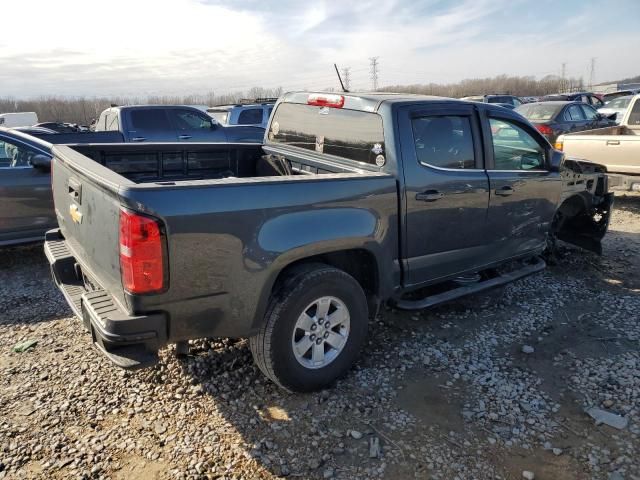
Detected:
[249,207,389,330]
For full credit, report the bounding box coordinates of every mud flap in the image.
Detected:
[555,193,614,255]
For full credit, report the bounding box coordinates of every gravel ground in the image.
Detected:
[1,194,639,480]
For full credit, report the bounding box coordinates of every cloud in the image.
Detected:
[0,0,639,97]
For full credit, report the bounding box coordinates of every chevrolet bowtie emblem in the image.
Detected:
[70,204,83,224]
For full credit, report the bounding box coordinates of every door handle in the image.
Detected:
[131,137,146,142]
[416,190,444,202]
[606,140,620,146]
[179,135,192,140]
[495,186,514,196]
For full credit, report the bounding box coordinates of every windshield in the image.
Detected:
[515,103,561,121]
[604,96,633,109]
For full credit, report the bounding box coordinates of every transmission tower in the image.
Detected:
[369,57,380,91]
[589,57,596,90]
[560,62,567,92]
[341,67,351,91]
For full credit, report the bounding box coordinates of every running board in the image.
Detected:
[394,257,546,311]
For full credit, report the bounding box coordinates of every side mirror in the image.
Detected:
[31,154,51,171]
[549,149,564,172]
[607,112,617,121]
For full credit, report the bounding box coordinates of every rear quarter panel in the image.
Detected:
[121,174,398,341]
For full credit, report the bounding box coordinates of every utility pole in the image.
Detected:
[369,57,379,91]
[589,57,596,90]
[561,62,567,92]
[341,67,351,91]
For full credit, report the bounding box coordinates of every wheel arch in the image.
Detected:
[251,247,382,331]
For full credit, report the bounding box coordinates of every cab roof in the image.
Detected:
[280,91,468,113]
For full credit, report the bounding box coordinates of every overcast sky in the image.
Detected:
[1,0,639,98]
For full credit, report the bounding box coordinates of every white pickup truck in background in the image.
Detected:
[556,94,640,191]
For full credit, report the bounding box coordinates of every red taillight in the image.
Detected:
[307,93,345,108]
[535,124,553,135]
[119,209,165,294]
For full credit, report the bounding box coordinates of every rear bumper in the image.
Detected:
[44,229,167,369]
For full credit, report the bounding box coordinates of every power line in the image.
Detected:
[369,57,380,91]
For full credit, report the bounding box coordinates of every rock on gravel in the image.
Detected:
[585,408,629,430]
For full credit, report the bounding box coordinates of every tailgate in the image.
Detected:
[51,145,132,308]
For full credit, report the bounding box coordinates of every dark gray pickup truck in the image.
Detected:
[45,92,613,392]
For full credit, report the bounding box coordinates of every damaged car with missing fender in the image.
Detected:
[45,92,613,392]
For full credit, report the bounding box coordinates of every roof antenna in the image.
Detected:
[334,63,349,93]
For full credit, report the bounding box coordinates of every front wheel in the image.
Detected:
[249,265,368,392]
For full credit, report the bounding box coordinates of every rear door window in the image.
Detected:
[168,109,213,130]
[268,103,384,165]
[130,109,171,130]
[411,116,476,169]
[237,108,263,125]
[565,105,586,121]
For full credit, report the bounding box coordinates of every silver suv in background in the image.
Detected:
[207,98,277,128]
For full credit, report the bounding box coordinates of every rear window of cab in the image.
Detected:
[267,103,384,165]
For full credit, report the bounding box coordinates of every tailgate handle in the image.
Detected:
[68,178,82,204]
[606,140,620,146]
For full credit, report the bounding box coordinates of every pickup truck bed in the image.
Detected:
[48,142,397,366]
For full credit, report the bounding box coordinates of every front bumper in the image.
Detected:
[44,229,167,369]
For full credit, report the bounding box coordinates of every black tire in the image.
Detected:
[249,264,368,392]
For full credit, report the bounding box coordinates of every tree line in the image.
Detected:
[0,87,284,126]
[0,75,598,125]
[379,74,586,98]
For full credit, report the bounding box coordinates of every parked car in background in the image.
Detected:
[0,112,38,128]
[0,129,55,246]
[95,105,265,142]
[460,94,523,108]
[0,127,123,247]
[541,92,604,108]
[45,92,612,391]
[598,95,634,124]
[206,98,277,128]
[13,126,58,135]
[556,94,640,191]
[602,89,640,103]
[514,101,616,143]
[494,103,517,110]
[34,122,79,133]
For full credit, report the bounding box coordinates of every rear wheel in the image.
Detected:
[249,264,368,392]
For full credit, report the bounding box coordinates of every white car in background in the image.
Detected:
[0,112,38,128]
[598,95,634,124]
